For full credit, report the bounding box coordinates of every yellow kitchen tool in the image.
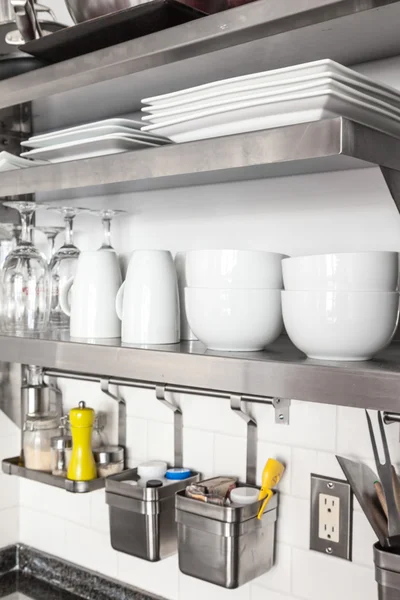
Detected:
[257,458,285,520]
[67,401,97,482]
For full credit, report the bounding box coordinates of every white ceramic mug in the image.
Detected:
[174,251,197,341]
[60,250,122,339]
[116,250,180,345]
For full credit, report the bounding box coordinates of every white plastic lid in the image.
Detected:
[137,460,168,480]
[230,487,259,505]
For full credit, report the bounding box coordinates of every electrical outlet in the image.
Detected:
[310,474,353,561]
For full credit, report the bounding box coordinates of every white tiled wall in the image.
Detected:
[2,5,400,596]
[0,412,19,547]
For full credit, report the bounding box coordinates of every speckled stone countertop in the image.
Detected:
[0,545,164,600]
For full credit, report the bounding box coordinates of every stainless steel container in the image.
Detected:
[374,543,400,599]
[106,468,200,562]
[176,488,278,588]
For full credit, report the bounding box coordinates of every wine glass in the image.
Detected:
[1,201,50,335]
[35,226,64,261]
[46,206,86,329]
[88,209,126,250]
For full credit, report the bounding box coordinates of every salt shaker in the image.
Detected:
[51,435,72,478]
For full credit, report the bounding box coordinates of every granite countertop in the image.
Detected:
[0,545,162,600]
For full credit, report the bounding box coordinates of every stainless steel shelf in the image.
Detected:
[2,457,106,493]
[2,1,400,117]
[1,119,400,209]
[1,333,400,411]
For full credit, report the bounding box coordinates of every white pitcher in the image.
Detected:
[116,250,180,345]
[60,250,122,340]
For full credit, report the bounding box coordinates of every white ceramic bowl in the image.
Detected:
[282,290,399,361]
[185,249,286,289]
[185,288,283,351]
[282,251,399,291]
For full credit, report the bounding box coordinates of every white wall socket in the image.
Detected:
[310,474,353,561]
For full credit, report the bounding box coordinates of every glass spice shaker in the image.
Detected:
[51,435,72,478]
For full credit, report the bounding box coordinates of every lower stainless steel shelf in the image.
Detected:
[2,457,106,493]
[0,333,400,411]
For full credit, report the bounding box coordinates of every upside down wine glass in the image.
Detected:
[88,209,126,250]
[35,226,64,261]
[46,206,86,329]
[1,201,50,334]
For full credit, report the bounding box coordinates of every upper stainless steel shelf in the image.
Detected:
[2,0,400,117]
[1,119,400,209]
[1,333,400,411]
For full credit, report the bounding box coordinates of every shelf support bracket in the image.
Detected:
[156,384,183,468]
[230,394,257,486]
[273,398,291,425]
[380,167,400,214]
[100,378,126,451]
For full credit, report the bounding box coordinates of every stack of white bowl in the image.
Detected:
[183,249,286,351]
[282,252,400,361]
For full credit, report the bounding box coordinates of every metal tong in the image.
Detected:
[11,0,43,42]
[366,410,400,548]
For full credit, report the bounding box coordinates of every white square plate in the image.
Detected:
[141,87,400,143]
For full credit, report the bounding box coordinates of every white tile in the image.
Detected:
[214,434,247,481]
[63,522,118,579]
[0,436,19,510]
[352,511,376,568]
[0,412,19,439]
[126,416,148,464]
[276,495,309,549]
[19,507,64,556]
[337,407,400,463]
[0,507,18,547]
[183,428,214,478]
[251,401,337,452]
[118,552,179,600]
[179,572,251,600]
[291,448,317,499]
[179,393,245,437]
[316,452,346,482]
[257,442,291,495]
[292,548,377,600]
[147,421,175,465]
[254,543,291,594]
[251,587,297,600]
[90,489,110,535]
[124,387,173,423]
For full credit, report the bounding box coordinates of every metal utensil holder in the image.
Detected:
[374,543,400,599]
[176,395,278,589]
[105,386,200,562]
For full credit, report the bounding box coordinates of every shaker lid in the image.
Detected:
[51,435,72,450]
[165,467,192,480]
[69,401,95,428]
[93,445,124,465]
[25,414,59,431]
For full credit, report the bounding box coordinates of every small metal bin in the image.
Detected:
[106,468,200,562]
[374,543,400,599]
[176,488,278,588]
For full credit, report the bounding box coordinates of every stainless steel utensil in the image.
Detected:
[366,410,400,546]
[336,455,388,547]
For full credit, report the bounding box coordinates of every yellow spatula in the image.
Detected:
[257,458,285,520]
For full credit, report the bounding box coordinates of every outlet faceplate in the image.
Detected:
[310,474,353,561]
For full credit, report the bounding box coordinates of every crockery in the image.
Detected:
[185,287,282,351]
[141,87,400,143]
[185,249,285,289]
[282,290,399,361]
[143,59,400,108]
[174,251,197,341]
[116,250,180,345]
[282,251,399,291]
[60,250,122,339]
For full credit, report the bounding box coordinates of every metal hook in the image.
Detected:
[230,394,257,486]
[156,384,183,468]
[100,378,126,451]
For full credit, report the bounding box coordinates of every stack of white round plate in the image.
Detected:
[140,59,400,143]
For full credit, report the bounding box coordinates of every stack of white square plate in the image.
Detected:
[0,151,48,172]
[140,59,400,143]
[20,118,171,163]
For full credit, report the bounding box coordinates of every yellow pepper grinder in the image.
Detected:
[67,401,97,481]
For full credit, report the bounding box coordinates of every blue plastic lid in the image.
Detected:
[165,468,192,480]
